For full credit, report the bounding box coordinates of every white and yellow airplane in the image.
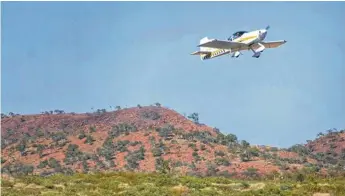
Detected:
[191,26,287,60]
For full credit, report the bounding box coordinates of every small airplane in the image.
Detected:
[191,25,287,60]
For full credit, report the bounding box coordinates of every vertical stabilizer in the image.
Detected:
[199,37,216,60]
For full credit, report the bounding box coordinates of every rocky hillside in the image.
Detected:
[1,105,344,178]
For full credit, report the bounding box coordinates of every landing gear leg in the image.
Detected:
[250,43,265,58]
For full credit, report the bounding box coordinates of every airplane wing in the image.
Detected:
[198,39,248,50]
[260,40,287,48]
[190,51,212,55]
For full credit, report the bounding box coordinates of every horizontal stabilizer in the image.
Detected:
[190,51,211,55]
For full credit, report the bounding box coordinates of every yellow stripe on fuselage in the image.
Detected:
[235,35,257,43]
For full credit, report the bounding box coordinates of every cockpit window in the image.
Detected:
[228,31,248,41]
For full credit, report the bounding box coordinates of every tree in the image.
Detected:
[241,140,250,148]
[188,113,199,124]
[1,113,7,119]
[226,133,238,143]
[54,110,65,114]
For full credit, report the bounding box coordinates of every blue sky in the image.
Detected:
[2,2,344,147]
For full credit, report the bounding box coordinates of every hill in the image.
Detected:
[1,105,344,179]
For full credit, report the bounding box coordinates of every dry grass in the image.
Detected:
[1,172,344,196]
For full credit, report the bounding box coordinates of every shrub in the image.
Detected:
[109,123,137,138]
[115,140,130,152]
[82,160,89,173]
[2,163,34,176]
[248,147,260,157]
[241,182,250,188]
[16,142,26,154]
[200,144,206,151]
[215,157,230,166]
[89,126,96,133]
[78,131,86,139]
[64,144,83,164]
[51,132,67,144]
[98,138,116,161]
[206,162,219,176]
[215,150,225,157]
[288,144,311,156]
[240,151,252,162]
[84,135,95,145]
[35,128,45,137]
[155,158,170,174]
[37,144,45,158]
[243,167,259,179]
[130,141,141,146]
[192,151,198,157]
[295,173,305,183]
[141,110,161,120]
[152,147,163,157]
[171,161,183,167]
[125,146,145,170]
[37,160,49,169]
[48,158,61,170]
[156,124,174,138]
[216,133,238,146]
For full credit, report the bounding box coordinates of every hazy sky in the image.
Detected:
[2,2,344,147]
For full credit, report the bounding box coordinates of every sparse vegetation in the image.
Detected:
[2,171,341,196]
[1,105,345,196]
[141,110,161,120]
[125,146,145,170]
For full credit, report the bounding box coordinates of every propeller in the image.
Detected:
[265,25,270,30]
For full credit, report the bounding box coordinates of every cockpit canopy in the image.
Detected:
[228,31,248,41]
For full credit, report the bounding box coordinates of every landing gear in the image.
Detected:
[231,51,242,58]
[252,52,261,58]
[250,43,265,58]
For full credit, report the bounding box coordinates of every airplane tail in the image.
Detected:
[199,37,216,60]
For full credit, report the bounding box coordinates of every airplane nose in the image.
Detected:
[260,30,267,40]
